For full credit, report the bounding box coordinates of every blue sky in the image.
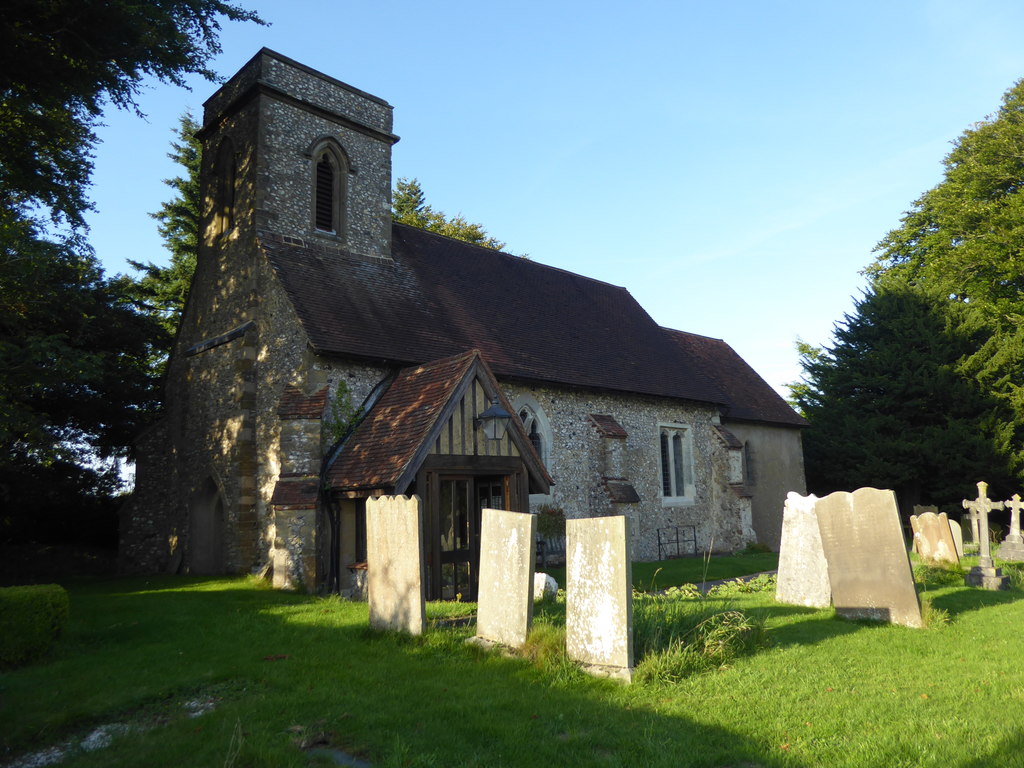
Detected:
[84,1,1024,396]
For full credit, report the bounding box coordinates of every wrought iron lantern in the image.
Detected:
[476,398,513,441]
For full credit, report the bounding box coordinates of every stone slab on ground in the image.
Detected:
[775,491,830,608]
[566,515,633,682]
[816,487,923,628]
[366,495,425,635]
[473,508,536,649]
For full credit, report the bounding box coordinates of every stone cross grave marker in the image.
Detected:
[962,481,1008,589]
[566,515,633,682]
[366,495,426,635]
[997,493,1024,562]
[471,508,537,650]
[775,491,831,608]
[911,511,959,565]
[815,487,923,628]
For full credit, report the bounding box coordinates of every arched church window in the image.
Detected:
[659,423,695,502]
[213,138,236,237]
[516,402,552,469]
[312,142,348,236]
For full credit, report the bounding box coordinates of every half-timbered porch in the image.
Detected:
[323,350,551,599]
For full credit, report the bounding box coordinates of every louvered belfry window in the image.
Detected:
[315,153,335,232]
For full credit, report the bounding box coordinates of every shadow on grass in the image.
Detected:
[927,585,1021,619]
[3,575,809,768]
[956,728,1024,768]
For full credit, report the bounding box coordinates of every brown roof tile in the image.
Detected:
[325,351,475,492]
[589,414,628,439]
[277,385,328,419]
[664,329,807,428]
[713,424,744,449]
[261,225,727,405]
[270,475,320,508]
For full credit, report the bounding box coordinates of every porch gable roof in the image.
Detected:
[324,349,552,495]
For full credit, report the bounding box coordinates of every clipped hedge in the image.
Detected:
[0,584,69,667]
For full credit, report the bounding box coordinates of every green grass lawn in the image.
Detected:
[3,559,1024,767]
[544,551,779,591]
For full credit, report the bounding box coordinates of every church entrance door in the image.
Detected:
[431,475,508,601]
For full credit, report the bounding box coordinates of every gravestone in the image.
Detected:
[996,494,1024,562]
[472,508,537,649]
[366,495,426,635]
[962,481,1009,589]
[912,511,959,565]
[948,517,965,559]
[566,515,633,682]
[775,492,830,608]
[815,487,923,628]
[966,512,980,546]
[910,505,939,556]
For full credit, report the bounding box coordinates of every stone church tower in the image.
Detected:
[122,50,400,577]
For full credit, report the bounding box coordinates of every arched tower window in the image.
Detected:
[311,142,348,236]
[213,138,236,237]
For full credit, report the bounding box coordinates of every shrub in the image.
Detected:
[535,504,566,540]
[707,573,777,595]
[0,584,69,667]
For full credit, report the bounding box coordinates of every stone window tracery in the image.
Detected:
[659,423,695,503]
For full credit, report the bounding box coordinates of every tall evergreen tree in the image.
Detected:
[0,210,166,542]
[126,111,202,343]
[867,77,1024,484]
[0,0,263,231]
[793,278,1014,510]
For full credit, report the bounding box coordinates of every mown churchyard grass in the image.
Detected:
[544,550,779,592]
[3,556,1024,767]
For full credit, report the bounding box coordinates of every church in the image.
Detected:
[121,49,807,597]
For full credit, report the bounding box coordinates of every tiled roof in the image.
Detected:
[277,385,328,419]
[270,474,320,508]
[325,351,476,493]
[589,414,628,439]
[713,424,744,449]
[664,329,807,428]
[261,225,727,405]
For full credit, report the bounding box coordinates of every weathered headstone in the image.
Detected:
[996,494,1024,562]
[366,495,426,635]
[909,514,923,555]
[534,573,558,601]
[966,512,980,545]
[949,517,964,559]
[910,505,939,555]
[565,515,633,682]
[913,511,959,565]
[962,481,1009,590]
[775,492,830,608]
[472,508,537,649]
[815,487,923,628]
